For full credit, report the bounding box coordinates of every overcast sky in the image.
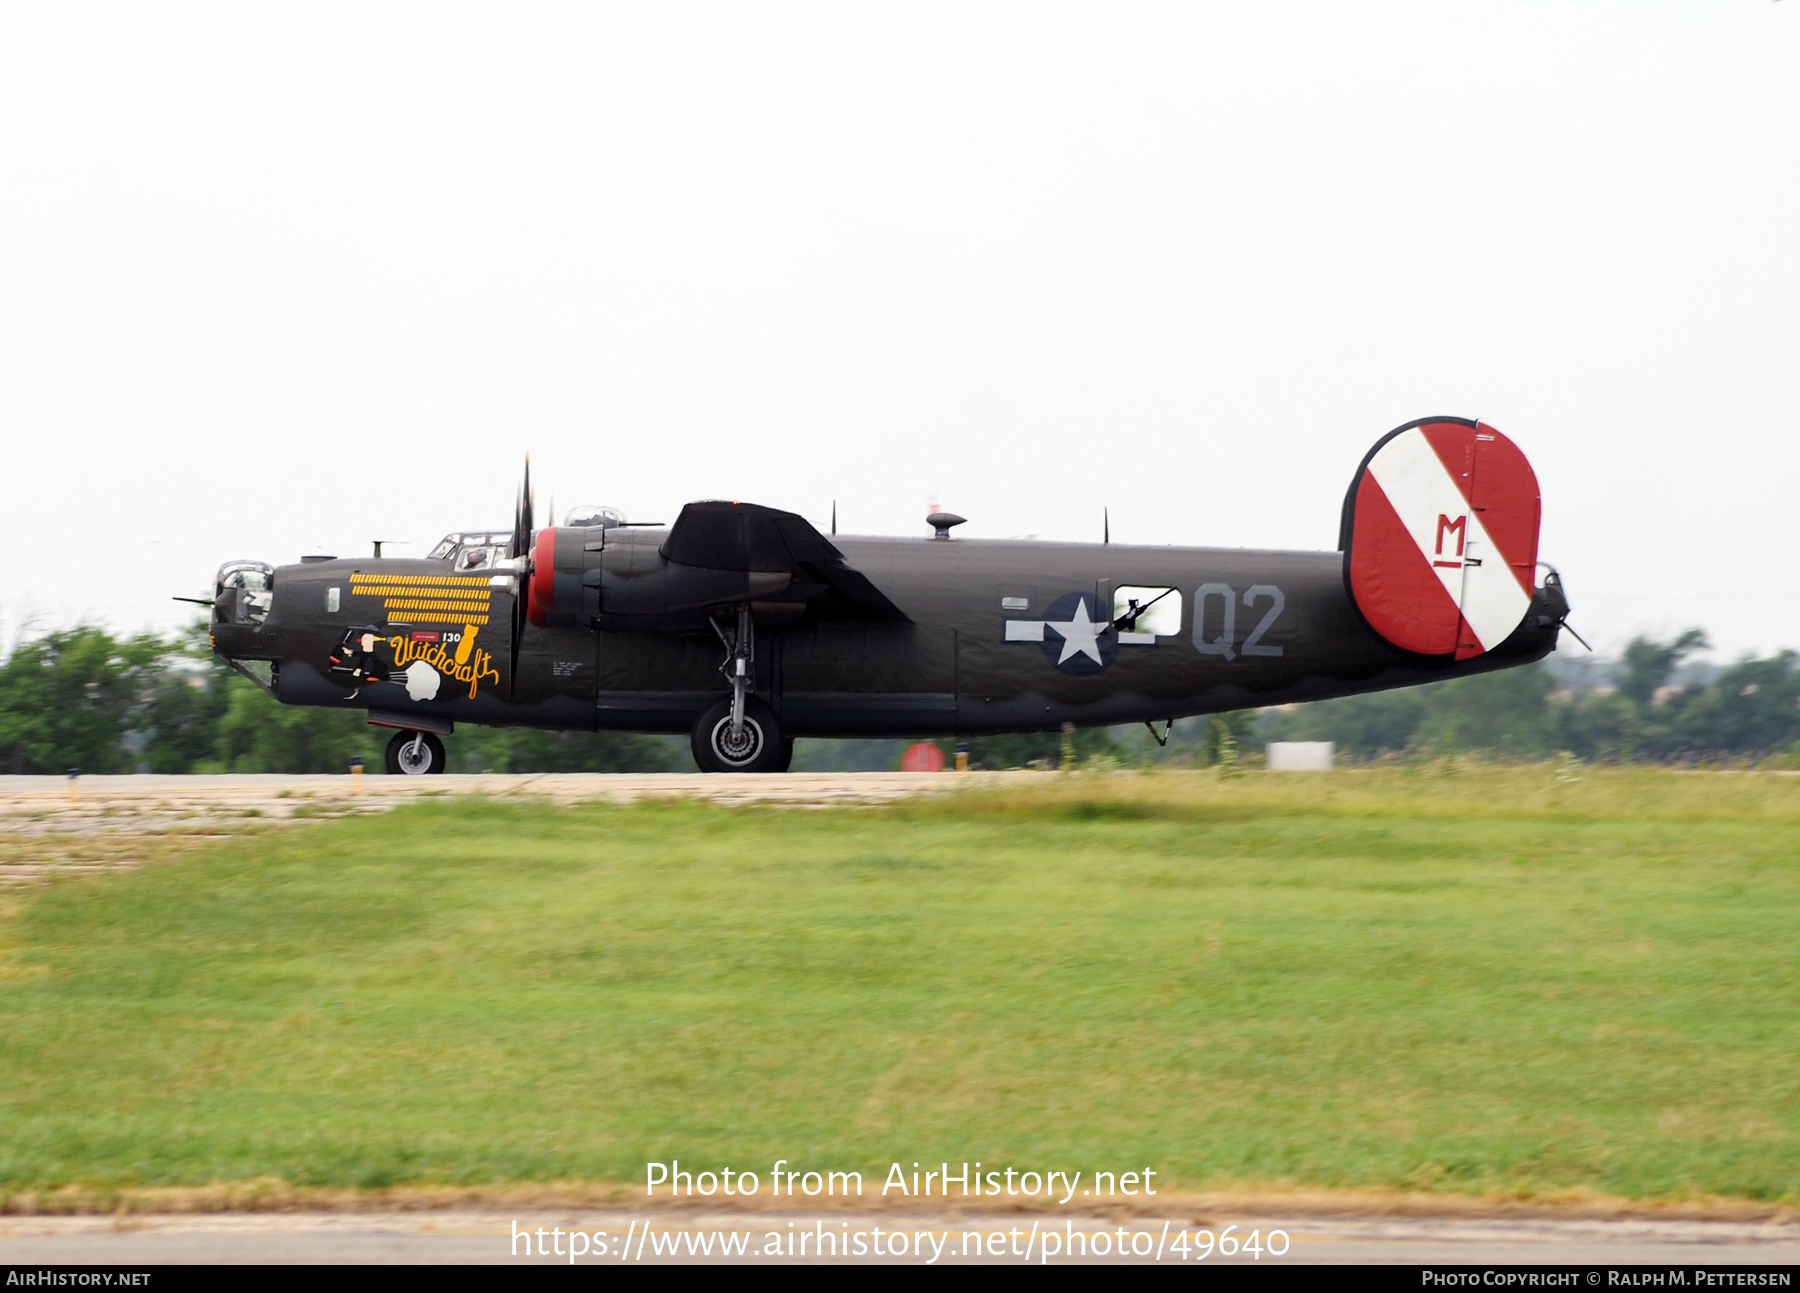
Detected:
[3,2,1796,662]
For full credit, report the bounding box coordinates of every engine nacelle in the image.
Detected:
[526,527,588,628]
[526,523,802,634]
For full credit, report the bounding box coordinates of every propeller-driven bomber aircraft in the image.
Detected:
[200,417,1571,774]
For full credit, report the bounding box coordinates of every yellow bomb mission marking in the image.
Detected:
[349,573,494,627]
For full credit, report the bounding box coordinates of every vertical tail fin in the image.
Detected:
[1342,417,1541,660]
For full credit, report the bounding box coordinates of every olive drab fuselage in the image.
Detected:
[210,526,1564,739]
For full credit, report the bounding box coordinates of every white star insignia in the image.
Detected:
[1045,598,1107,666]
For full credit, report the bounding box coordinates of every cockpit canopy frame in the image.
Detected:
[429,531,514,571]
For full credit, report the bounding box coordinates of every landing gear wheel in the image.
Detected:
[691,697,785,773]
[385,729,446,775]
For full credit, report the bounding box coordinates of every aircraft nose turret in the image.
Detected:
[207,559,277,657]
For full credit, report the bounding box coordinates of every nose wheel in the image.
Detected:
[385,729,446,775]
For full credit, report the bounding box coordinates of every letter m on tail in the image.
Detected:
[1435,513,1467,558]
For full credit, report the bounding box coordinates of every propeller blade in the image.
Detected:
[512,455,534,560]
[509,455,534,693]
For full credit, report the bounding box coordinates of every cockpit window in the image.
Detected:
[430,531,511,564]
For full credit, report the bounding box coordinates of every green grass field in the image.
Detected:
[2,767,1797,1203]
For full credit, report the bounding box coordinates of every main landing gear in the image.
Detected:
[386,729,446,775]
[692,606,791,773]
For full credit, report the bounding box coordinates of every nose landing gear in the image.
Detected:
[386,729,446,775]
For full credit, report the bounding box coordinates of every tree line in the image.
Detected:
[0,624,1794,775]
[0,624,681,775]
[945,629,1800,769]
[1259,629,1800,764]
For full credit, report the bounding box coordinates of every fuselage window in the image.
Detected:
[1113,586,1181,637]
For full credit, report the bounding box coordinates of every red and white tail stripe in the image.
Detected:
[1344,418,1540,660]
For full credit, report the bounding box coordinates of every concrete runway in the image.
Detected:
[0,1209,1796,1265]
[0,770,1012,810]
[0,771,1015,886]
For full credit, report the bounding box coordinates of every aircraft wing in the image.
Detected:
[660,501,911,623]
